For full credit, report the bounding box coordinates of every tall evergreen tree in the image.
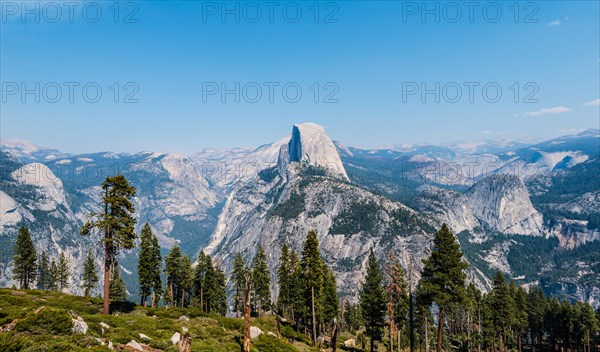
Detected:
[180,255,194,308]
[360,248,387,352]
[252,245,271,317]
[165,245,184,307]
[81,174,137,314]
[12,226,37,289]
[489,272,514,351]
[511,283,528,352]
[300,229,325,346]
[138,223,162,307]
[288,249,303,322]
[232,252,248,317]
[385,252,409,351]
[277,244,293,317]
[109,265,127,301]
[56,252,70,291]
[49,258,59,291]
[194,251,211,311]
[37,251,50,291]
[419,224,467,352]
[321,266,339,327]
[81,251,99,297]
[212,263,228,316]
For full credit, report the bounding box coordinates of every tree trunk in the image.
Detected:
[437,307,443,352]
[370,336,375,352]
[478,305,481,352]
[311,286,317,347]
[102,253,110,314]
[425,314,430,352]
[390,322,394,352]
[178,333,192,352]
[242,276,252,352]
[331,320,339,352]
[398,327,401,352]
[587,330,590,352]
[340,298,345,332]
[409,256,415,352]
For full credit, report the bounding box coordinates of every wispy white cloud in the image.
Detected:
[549,19,561,26]
[558,128,584,134]
[583,98,600,106]
[480,130,509,136]
[525,106,571,117]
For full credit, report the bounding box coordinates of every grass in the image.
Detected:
[0,289,334,352]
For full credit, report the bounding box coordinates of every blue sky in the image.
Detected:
[1,1,599,154]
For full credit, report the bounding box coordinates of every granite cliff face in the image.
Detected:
[415,174,543,236]
[206,162,438,298]
[277,123,349,181]
[466,174,543,235]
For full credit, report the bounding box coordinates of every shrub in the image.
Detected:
[253,334,299,352]
[280,325,311,345]
[15,308,73,335]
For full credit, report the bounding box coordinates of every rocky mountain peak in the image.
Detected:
[278,123,348,180]
[466,174,543,235]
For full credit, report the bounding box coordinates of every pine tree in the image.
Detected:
[277,244,293,317]
[288,249,303,322]
[511,283,528,352]
[213,263,228,315]
[12,226,37,289]
[232,252,248,317]
[138,223,162,307]
[581,302,599,352]
[194,251,213,311]
[252,245,271,317]
[37,251,50,290]
[300,229,325,346]
[360,248,387,352]
[321,266,339,326]
[419,224,467,352]
[49,258,59,291]
[82,251,99,297]
[109,266,127,301]
[489,272,514,350]
[180,255,194,308]
[165,245,193,308]
[56,252,70,291]
[165,245,182,306]
[385,252,409,352]
[527,286,546,348]
[81,175,137,314]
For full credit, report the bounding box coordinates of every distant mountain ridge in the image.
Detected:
[0,126,598,306]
